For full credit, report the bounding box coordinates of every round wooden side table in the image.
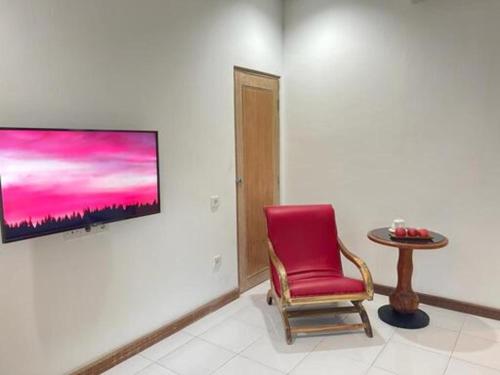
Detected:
[368,228,448,329]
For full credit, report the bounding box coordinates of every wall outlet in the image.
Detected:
[213,254,222,271]
[63,223,108,240]
[63,228,88,240]
[210,195,220,212]
[91,223,108,234]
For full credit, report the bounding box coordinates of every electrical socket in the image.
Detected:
[213,254,222,271]
[210,195,220,212]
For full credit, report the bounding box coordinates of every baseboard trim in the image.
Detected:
[374,284,500,321]
[240,268,269,293]
[71,288,240,375]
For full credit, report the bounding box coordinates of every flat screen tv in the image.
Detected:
[0,128,160,243]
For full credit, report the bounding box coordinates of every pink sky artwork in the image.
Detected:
[0,129,159,225]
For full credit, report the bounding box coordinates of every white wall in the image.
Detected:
[284,0,500,308]
[0,1,282,374]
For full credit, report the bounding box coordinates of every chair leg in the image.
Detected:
[279,307,293,344]
[353,301,373,338]
[267,289,273,305]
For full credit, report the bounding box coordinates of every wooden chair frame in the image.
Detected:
[266,238,374,344]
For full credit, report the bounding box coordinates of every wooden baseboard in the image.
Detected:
[374,284,500,321]
[71,288,240,375]
[240,268,269,293]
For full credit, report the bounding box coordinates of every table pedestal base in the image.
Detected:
[378,305,429,329]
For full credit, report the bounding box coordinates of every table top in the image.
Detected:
[367,227,448,250]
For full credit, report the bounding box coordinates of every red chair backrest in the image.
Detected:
[264,205,343,278]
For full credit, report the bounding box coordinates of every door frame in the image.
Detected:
[234,66,281,292]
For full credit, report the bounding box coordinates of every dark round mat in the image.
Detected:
[378,305,430,329]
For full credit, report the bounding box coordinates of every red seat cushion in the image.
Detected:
[288,271,365,298]
[264,204,365,298]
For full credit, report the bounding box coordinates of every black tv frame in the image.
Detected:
[0,127,161,244]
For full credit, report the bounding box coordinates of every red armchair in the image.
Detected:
[264,204,374,344]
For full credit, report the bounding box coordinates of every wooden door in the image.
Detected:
[234,67,280,292]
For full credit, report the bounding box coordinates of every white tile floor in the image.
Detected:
[104,282,500,375]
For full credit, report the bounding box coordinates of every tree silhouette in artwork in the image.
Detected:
[2,201,160,241]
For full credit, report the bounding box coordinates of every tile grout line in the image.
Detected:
[235,335,290,375]
[193,318,266,352]
[409,311,500,371]
[442,313,467,374]
[364,328,396,374]
[202,288,304,373]
[236,353,289,374]
[157,286,275,374]
[139,361,182,375]
[151,335,198,364]
[237,351,290,374]
[202,289,276,375]
[149,332,231,374]
[154,358,191,375]
[388,322,464,360]
[450,316,500,372]
[207,351,239,375]
[459,330,500,344]
[384,338,452,358]
[154,341,238,375]
[451,358,500,373]
[283,335,326,374]
[130,359,155,375]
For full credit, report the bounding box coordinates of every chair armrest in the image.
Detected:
[267,240,292,304]
[338,237,374,300]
